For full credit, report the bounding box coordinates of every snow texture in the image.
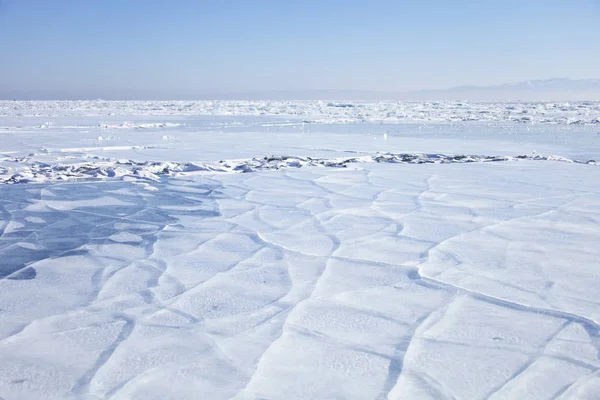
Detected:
[2,99,600,125]
[1,103,600,400]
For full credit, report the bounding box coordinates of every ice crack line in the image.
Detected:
[1,152,598,184]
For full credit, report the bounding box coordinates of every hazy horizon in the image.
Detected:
[3,78,600,101]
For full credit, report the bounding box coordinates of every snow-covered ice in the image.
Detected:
[1,101,600,400]
[2,100,600,125]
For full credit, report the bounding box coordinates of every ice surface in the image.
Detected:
[2,100,600,125]
[1,104,600,399]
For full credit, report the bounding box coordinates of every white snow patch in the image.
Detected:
[24,216,46,224]
[109,232,143,243]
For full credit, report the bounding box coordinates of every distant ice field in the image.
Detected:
[1,113,600,185]
[1,114,600,157]
[1,102,600,399]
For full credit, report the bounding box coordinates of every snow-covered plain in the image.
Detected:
[1,101,600,400]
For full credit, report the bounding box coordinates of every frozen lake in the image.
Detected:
[1,101,599,399]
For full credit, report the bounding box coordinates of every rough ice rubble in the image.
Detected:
[2,100,600,125]
[1,152,597,184]
[34,121,183,130]
[96,122,183,129]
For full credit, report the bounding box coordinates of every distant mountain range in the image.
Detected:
[412,78,600,101]
[447,78,600,93]
[225,79,600,101]
[3,78,600,101]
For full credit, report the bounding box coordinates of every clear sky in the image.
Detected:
[1,0,599,99]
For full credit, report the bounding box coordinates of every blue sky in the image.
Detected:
[1,0,599,99]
